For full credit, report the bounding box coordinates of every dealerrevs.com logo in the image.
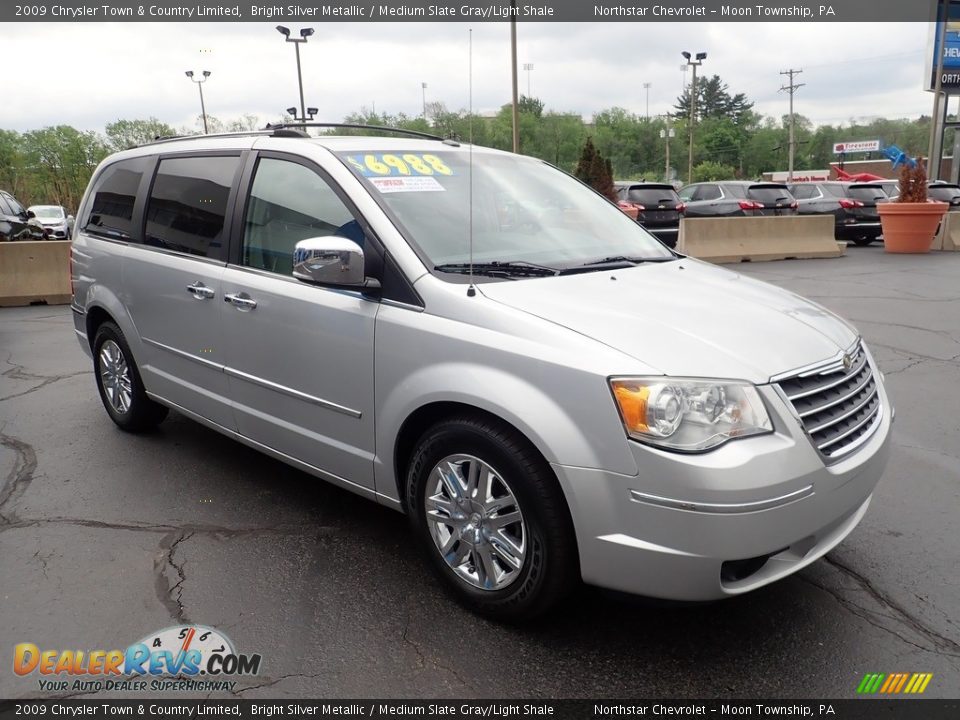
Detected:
[13,625,262,693]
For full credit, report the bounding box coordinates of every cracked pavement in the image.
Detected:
[1,247,958,699]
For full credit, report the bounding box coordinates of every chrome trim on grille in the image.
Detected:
[775,341,882,462]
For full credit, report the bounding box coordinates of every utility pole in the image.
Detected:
[509,0,520,153]
[682,52,706,183]
[643,82,651,119]
[660,116,675,183]
[421,82,428,121]
[779,68,805,183]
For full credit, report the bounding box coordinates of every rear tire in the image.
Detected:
[92,321,168,432]
[853,237,875,246]
[406,415,578,621]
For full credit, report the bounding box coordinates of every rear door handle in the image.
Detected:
[186,282,215,300]
[224,292,258,311]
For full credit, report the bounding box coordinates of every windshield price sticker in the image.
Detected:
[370,176,446,194]
[347,153,455,177]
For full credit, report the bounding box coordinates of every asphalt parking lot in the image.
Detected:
[1,246,959,700]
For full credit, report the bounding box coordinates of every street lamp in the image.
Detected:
[682,51,707,183]
[185,70,211,134]
[523,63,534,96]
[277,25,314,124]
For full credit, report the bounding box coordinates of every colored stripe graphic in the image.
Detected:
[857,673,932,694]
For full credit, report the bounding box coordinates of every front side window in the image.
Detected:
[242,158,360,276]
[0,194,13,216]
[84,158,146,240]
[334,149,671,272]
[144,156,240,258]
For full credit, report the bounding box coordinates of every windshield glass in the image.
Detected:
[335,149,673,270]
[32,207,64,219]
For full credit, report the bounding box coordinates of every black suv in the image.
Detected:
[0,190,44,241]
[678,181,798,218]
[927,181,960,207]
[614,181,684,247]
[787,181,887,245]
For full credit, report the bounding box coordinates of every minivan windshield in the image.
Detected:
[335,149,674,272]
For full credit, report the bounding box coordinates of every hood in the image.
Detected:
[479,259,857,383]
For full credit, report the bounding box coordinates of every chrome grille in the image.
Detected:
[776,343,881,461]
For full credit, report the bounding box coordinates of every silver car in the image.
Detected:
[70,127,892,619]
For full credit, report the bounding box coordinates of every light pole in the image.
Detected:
[682,51,706,183]
[421,82,428,121]
[523,63,534,96]
[509,0,519,153]
[185,71,211,134]
[276,25,314,124]
[285,106,318,123]
[660,119,675,183]
[643,82,651,119]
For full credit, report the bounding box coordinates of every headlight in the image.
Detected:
[610,377,773,452]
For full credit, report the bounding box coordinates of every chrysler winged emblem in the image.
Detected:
[842,354,853,371]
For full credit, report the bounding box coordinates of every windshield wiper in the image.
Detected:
[559,255,674,275]
[434,261,560,278]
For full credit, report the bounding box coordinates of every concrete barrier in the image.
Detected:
[678,215,846,263]
[933,210,960,251]
[0,241,72,307]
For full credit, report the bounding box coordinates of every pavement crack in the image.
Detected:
[801,555,960,659]
[0,431,38,524]
[401,607,477,693]
[230,672,326,696]
[155,531,194,624]
[0,515,326,537]
[1,354,91,403]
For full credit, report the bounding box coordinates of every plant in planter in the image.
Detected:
[877,151,948,253]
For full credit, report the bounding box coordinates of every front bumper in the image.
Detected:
[553,378,892,600]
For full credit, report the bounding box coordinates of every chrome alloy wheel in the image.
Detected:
[98,339,132,414]
[424,454,527,591]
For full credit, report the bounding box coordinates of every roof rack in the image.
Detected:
[265,122,447,141]
[138,122,454,148]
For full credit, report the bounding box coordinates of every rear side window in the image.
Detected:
[698,185,722,201]
[145,156,240,258]
[84,158,147,241]
[824,185,848,198]
[790,185,817,199]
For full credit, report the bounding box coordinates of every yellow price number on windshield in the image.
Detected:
[347,153,455,177]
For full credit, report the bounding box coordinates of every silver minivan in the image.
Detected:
[71,127,892,619]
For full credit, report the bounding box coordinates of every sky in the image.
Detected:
[0,21,938,134]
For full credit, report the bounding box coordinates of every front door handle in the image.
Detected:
[224,292,258,311]
[186,282,215,300]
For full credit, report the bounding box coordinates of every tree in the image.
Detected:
[575,137,617,200]
[518,95,544,118]
[675,74,754,125]
[20,126,109,209]
[692,160,737,182]
[104,118,176,151]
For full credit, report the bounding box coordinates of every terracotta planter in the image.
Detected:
[877,202,948,253]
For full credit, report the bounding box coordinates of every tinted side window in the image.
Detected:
[145,156,240,258]
[698,185,722,201]
[84,158,147,240]
[790,185,815,199]
[242,158,359,276]
[0,194,12,216]
[6,194,25,215]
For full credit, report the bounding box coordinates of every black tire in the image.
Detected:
[406,415,578,621]
[853,237,875,246]
[92,321,168,432]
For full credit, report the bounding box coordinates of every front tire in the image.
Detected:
[406,415,578,620]
[92,321,168,432]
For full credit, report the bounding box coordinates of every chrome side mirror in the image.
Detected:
[293,236,366,287]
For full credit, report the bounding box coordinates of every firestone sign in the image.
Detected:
[833,140,881,155]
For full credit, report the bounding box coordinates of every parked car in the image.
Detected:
[0,189,45,241]
[877,180,899,199]
[28,204,74,240]
[926,181,960,207]
[615,181,684,247]
[70,126,891,619]
[788,181,887,246]
[678,181,798,218]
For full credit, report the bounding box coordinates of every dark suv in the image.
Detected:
[614,181,684,247]
[0,190,44,241]
[787,181,887,245]
[927,181,960,207]
[678,181,798,218]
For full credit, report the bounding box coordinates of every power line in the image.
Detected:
[780,68,805,182]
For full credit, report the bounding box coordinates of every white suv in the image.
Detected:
[70,125,892,619]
